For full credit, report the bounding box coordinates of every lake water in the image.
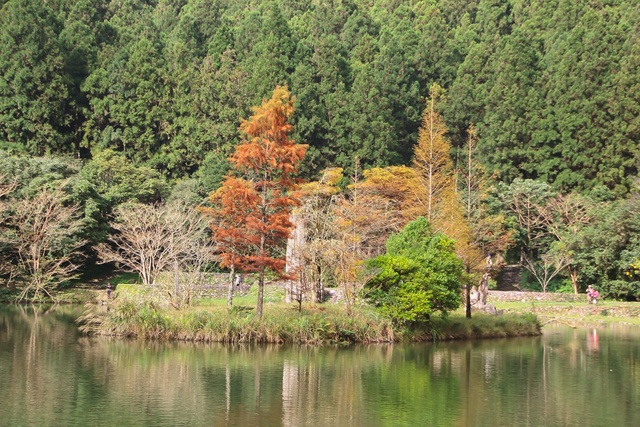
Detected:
[1,305,639,426]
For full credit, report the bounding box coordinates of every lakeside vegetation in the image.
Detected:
[1,0,639,335]
[79,294,542,343]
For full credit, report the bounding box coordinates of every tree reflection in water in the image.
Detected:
[1,306,640,426]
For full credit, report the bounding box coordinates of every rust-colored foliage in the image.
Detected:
[202,86,307,317]
[233,86,306,179]
[200,177,258,270]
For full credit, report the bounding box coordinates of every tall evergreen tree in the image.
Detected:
[0,0,71,154]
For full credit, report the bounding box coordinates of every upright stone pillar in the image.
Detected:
[285,213,305,303]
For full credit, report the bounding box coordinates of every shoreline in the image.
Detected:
[77,300,542,344]
[489,291,640,326]
[7,287,640,342]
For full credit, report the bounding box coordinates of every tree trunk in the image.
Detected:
[568,266,579,294]
[257,268,265,318]
[465,282,471,318]
[228,265,235,308]
[315,266,324,303]
[285,213,304,303]
[174,259,180,302]
[257,190,266,318]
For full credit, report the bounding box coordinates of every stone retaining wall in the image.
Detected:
[489,290,585,303]
[193,287,589,304]
[201,284,252,299]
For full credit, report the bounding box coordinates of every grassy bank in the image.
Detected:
[406,312,542,341]
[495,300,640,326]
[80,300,396,344]
[0,272,140,304]
[79,297,542,344]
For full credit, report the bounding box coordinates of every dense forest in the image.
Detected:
[1,0,639,192]
[1,0,639,302]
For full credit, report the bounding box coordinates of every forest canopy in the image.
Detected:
[1,0,639,195]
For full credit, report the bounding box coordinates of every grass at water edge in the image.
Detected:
[78,298,542,344]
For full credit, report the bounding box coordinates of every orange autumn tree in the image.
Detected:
[201,177,258,308]
[202,86,307,318]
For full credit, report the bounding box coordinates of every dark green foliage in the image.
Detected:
[0,151,81,196]
[196,149,232,196]
[365,217,463,324]
[601,280,640,302]
[77,148,168,242]
[1,0,638,191]
[570,195,640,300]
[0,0,71,154]
[443,0,640,195]
[79,149,168,206]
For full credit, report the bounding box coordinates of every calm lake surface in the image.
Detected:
[1,305,639,426]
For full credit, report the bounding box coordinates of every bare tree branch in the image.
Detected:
[6,185,85,301]
[523,251,570,293]
[97,203,213,291]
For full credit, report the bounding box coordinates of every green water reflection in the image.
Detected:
[1,305,639,426]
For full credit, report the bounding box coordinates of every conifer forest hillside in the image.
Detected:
[1,0,638,192]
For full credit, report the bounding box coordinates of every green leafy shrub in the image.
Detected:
[364,217,463,324]
[600,280,640,301]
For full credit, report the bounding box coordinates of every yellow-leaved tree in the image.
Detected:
[413,84,480,316]
[291,164,426,313]
[289,167,344,306]
[413,83,456,226]
[358,165,424,228]
[413,83,469,243]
